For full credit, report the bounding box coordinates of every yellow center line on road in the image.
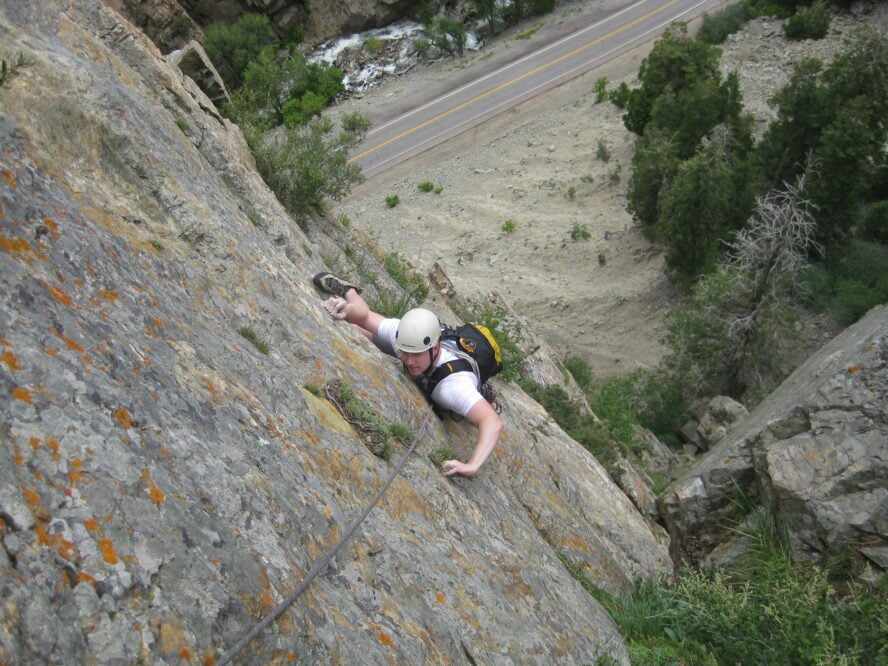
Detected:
[348,0,679,163]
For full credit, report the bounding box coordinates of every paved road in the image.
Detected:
[349,0,729,179]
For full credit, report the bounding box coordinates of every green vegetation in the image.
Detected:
[418,181,436,192]
[570,223,590,241]
[516,23,542,40]
[501,219,516,232]
[697,3,752,45]
[363,37,382,54]
[334,381,413,460]
[429,446,455,467]
[382,252,429,306]
[0,50,31,86]
[784,0,830,41]
[246,113,369,222]
[385,194,400,208]
[571,512,888,665]
[612,18,886,403]
[237,326,269,354]
[595,139,610,163]
[204,13,279,83]
[594,76,609,103]
[204,13,366,223]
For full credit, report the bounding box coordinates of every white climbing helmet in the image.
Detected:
[395,308,441,353]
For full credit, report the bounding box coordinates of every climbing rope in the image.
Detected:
[217,404,436,665]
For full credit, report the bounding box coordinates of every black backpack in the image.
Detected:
[416,323,503,399]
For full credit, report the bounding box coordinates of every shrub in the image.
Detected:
[364,37,382,53]
[519,379,623,466]
[501,219,516,232]
[609,81,631,108]
[596,139,611,162]
[860,201,888,245]
[784,1,830,41]
[282,90,326,127]
[237,326,269,354]
[247,113,369,221]
[595,511,888,665]
[385,194,400,208]
[382,252,428,305]
[570,223,590,240]
[594,76,609,103]
[697,3,751,45]
[418,181,435,192]
[204,13,278,82]
[562,355,593,389]
[367,290,412,318]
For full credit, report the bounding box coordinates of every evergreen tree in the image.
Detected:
[623,24,723,136]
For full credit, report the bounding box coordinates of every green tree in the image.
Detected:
[757,28,887,251]
[810,96,879,246]
[656,127,755,283]
[247,113,371,220]
[203,13,278,84]
[626,127,680,229]
[223,48,344,131]
[756,58,831,191]
[623,24,723,136]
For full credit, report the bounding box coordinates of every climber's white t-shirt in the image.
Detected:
[378,318,483,417]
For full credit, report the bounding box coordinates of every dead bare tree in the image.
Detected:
[693,169,821,397]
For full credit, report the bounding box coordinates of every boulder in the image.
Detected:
[659,305,887,570]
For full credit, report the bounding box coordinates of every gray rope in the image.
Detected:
[217,404,436,665]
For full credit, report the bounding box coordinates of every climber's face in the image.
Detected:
[400,346,437,377]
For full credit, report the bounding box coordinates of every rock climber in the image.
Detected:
[314,272,504,477]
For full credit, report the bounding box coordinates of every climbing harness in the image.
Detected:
[217,404,435,665]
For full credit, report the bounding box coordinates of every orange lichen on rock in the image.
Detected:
[22,484,41,507]
[0,234,45,263]
[42,218,60,239]
[98,537,119,564]
[84,517,99,532]
[51,329,85,352]
[142,469,166,505]
[68,459,85,487]
[2,349,22,371]
[47,436,60,460]
[113,407,133,429]
[34,522,77,560]
[1,168,15,187]
[98,289,122,304]
[12,387,33,403]
[44,282,74,307]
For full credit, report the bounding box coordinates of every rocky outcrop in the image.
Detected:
[0,2,670,664]
[659,306,887,571]
[112,0,417,49]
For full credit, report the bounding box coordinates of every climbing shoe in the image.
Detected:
[312,272,362,297]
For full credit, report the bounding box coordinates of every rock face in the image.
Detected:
[0,2,669,663]
[659,306,887,570]
[113,0,417,48]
